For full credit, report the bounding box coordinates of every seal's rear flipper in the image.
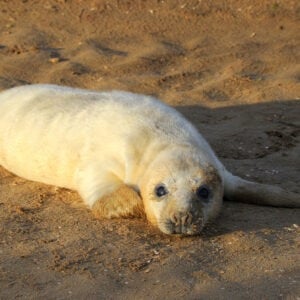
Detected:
[224,171,300,208]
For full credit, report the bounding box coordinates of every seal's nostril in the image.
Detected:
[180,212,193,226]
[171,212,194,230]
[186,212,193,225]
[171,213,179,226]
[168,211,204,235]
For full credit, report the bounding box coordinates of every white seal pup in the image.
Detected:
[0,84,299,235]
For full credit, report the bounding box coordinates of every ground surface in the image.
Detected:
[0,0,299,299]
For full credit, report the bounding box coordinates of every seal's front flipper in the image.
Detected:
[224,171,300,208]
[76,164,144,218]
[92,184,144,219]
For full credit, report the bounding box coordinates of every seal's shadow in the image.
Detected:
[175,100,300,235]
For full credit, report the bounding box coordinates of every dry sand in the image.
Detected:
[0,1,299,299]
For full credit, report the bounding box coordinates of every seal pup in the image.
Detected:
[0,84,299,235]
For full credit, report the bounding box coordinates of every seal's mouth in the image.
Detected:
[159,214,205,235]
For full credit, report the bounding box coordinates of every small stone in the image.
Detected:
[49,57,60,64]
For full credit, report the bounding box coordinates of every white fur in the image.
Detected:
[0,84,223,207]
[1,84,297,235]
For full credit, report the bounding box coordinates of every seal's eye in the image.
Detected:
[196,185,211,202]
[155,184,168,197]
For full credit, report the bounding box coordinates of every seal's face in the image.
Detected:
[140,149,223,235]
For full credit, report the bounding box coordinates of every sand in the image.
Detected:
[0,0,299,299]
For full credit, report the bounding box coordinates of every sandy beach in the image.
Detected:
[0,1,299,298]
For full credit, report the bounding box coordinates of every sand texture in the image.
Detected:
[0,1,299,299]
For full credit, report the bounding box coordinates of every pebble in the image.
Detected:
[49,57,60,64]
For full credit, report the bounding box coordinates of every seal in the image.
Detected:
[0,84,299,235]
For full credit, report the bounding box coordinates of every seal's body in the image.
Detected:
[0,85,299,235]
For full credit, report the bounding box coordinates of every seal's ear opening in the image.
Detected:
[224,171,300,208]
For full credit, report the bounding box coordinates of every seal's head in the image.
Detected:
[140,147,223,235]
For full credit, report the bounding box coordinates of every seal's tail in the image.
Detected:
[224,171,300,208]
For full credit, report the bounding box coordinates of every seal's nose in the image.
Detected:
[170,211,193,234]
